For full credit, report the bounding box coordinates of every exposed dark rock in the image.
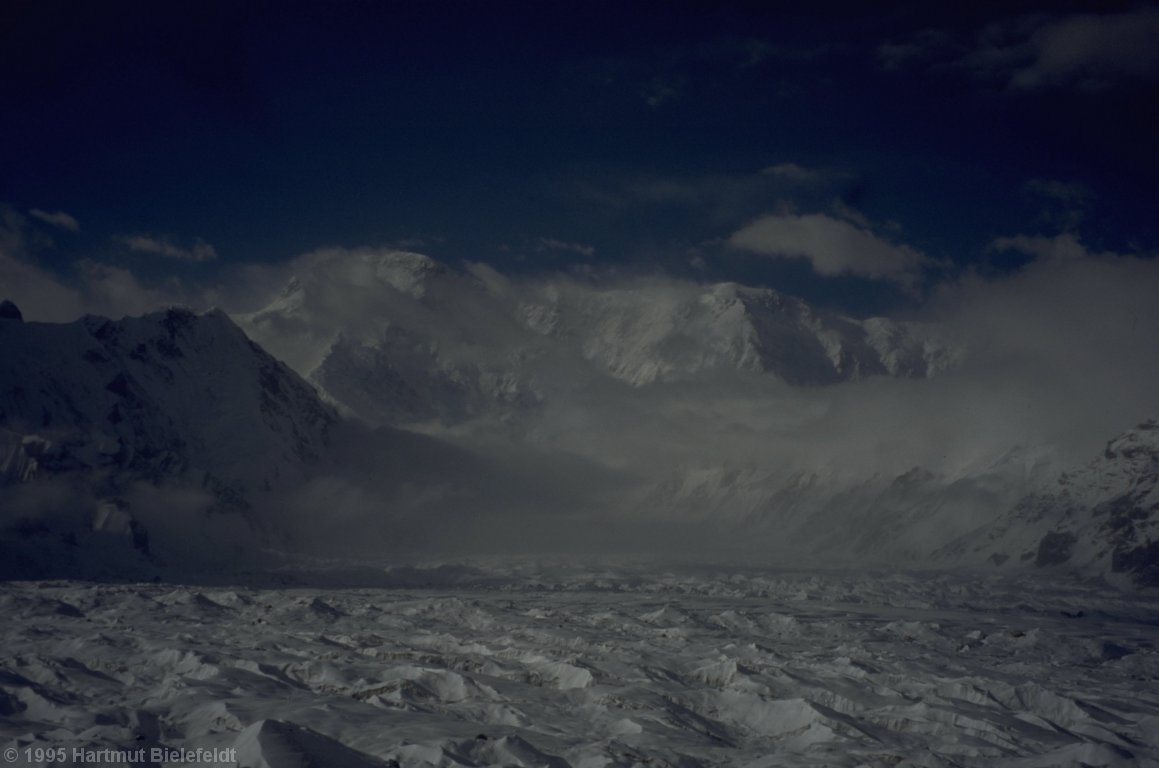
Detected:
[0,300,22,321]
[1101,642,1132,661]
[129,519,150,555]
[1035,530,1077,567]
[161,307,196,336]
[1112,541,1159,587]
[105,373,135,399]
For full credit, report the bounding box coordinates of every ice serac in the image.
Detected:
[953,419,1159,586]
[238,249,960,428]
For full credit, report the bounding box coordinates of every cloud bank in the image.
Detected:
[120,234,218,262]
[879,7,1159,92]
[727,212,928,286]
[29,209,80,231]
[536,237,596,258]
[0,210,230,321]
[969,6,1159,90]
[513,234,1159,542]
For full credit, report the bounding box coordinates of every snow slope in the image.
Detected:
[0,303,338,578]
[620,446,1059,569]
[240,250,551,429]
[947,420,1159,586]
[0,300,636,578]
[0,304,335,494]
[526,279,958,387]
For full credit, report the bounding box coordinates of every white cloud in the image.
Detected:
[28,209,80,232]
[1023,179,1090,229]
[0,207,84,321]
[642,78,681,107]
[0,255,210,323]
[968,7,1159,90]
[550,232,1159,497]
[120,234,218,262]
[536,237,596,258]
[8,216,1157,552]
[877,28,956,71]
[924,234,1159,460]
[79,262,198,319]
[727,212,928,285]
[760,163,826,184]
[0,207,227,322]
[1024,178,1088,206]
[568,167,855,233]
[830,200,874,230]
[989,231,1111,264]
[0,248,85,322]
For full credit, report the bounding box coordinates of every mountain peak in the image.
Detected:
[303,248,445,298]
[239,249,962,425]
[1,307,337,500]
[1104,418,1159,457]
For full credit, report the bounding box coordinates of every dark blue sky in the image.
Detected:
[2,1,1157,315]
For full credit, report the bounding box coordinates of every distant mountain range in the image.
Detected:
[1,251,1156,586]
[239,249,960,429]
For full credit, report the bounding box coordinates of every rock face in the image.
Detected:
[951,420,1159,586]
[239,249,961,429]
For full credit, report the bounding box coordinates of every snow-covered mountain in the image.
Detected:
[522,279,958,387]
[0,302,338,577]
[627,426,1158,586]
[239,249,961,429]
[0,299,634,576]
[945,420,1159,586]
[241,250,551,429]
[0,303,336,496]
[3,286,1155,589]
[626,444,1059,565]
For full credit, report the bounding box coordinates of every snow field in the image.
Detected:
[1,564,1157,767]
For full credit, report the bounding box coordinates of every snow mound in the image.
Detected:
[235,719,393,768]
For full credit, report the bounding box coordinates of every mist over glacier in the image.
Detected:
[215,242,1159,564]
[6,235,1158,577]
[224,240,1159,486]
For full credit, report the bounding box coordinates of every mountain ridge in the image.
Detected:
[5,281,1155,588]
[945,419,1159,586]
[0,302,340,578]
[240,249,962,429]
